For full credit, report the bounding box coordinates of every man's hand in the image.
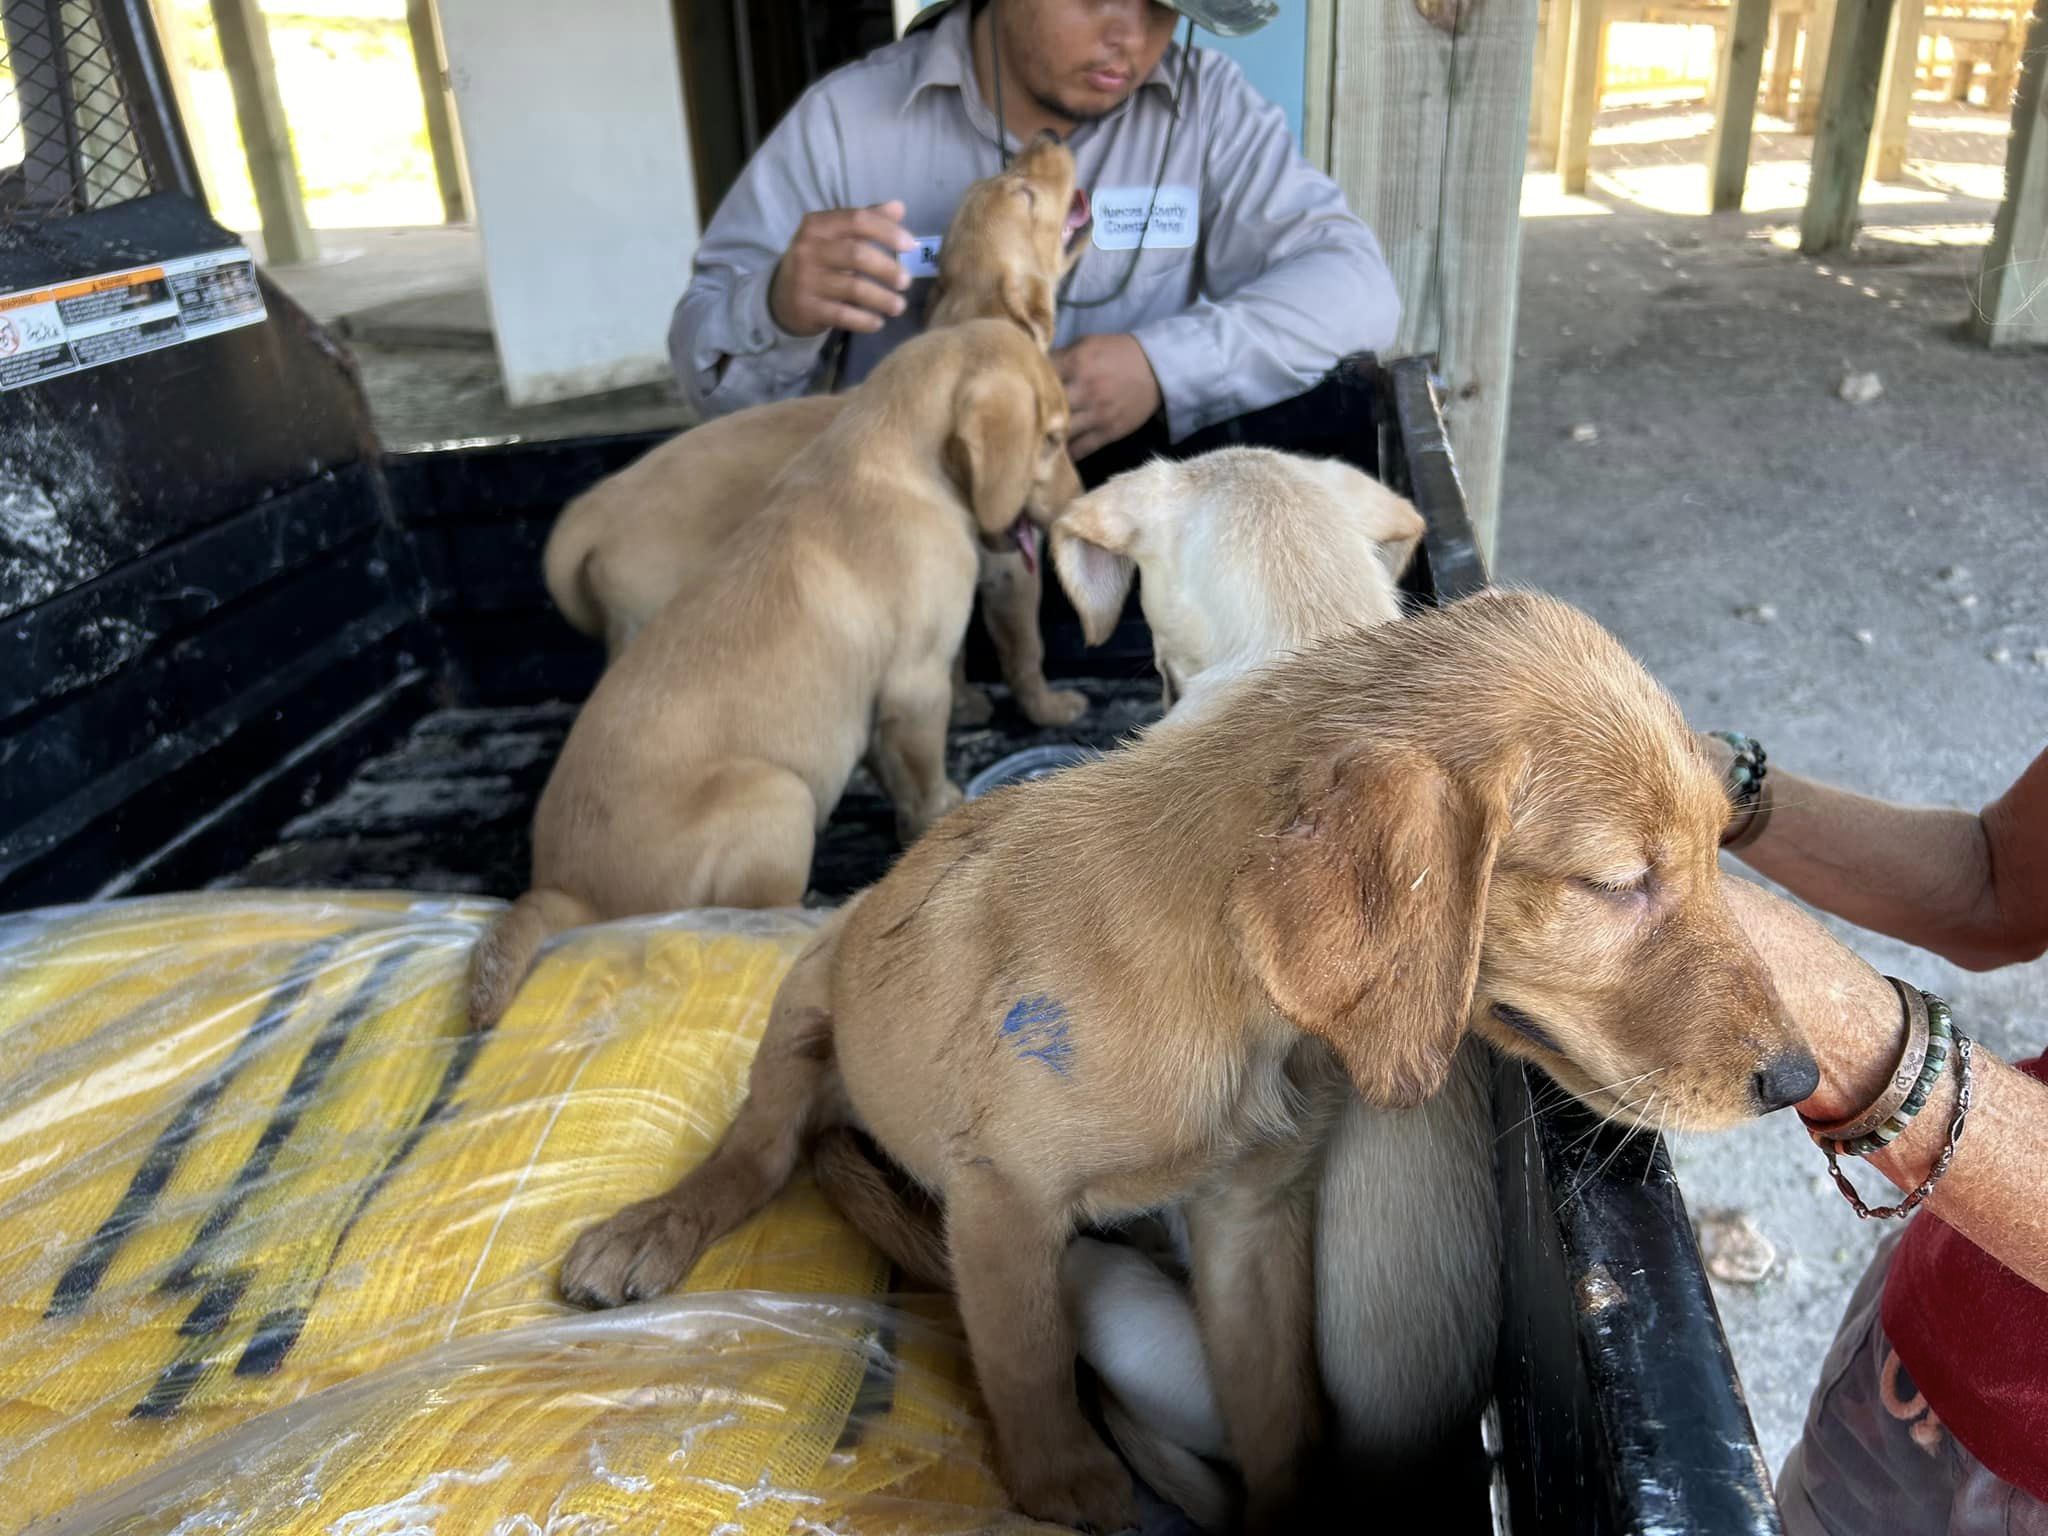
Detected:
[1054,333,1162,461]
[769,200,916,337]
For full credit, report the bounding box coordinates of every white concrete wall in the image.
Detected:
[435,0,699,406]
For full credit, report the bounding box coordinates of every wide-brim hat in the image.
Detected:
[905,0,1278,39]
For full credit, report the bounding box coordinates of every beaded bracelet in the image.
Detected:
[1803,984,1975,1221]
[1709,731,1772,849]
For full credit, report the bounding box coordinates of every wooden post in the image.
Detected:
[1305,0,1339,170]
[1795,0,1836,130]
[406,0,468,223]
[1949,48,1979,102]
[209,0,316,265]
[1765,5,1800,116]
[1319,0,1541,561]
[1988,6,2028,108]
[1708,0,1773,210]
[1798,0,1895,252]
[1560,0,1607,193]
[1968,3,2048,345]
[1867,0,1925,182]
[1532,0,1575,166]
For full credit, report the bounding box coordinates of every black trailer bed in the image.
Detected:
[216,683,1164,899]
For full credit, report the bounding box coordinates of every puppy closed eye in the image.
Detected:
[1574,871,1652,903]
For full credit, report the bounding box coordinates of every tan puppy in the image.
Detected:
[542,135,1092,728]
[559,590,1814,1531]
[468,319,1081,1029]
[817,449,1479,1526]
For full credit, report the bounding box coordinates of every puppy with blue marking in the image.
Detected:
[560,590,1813,1534]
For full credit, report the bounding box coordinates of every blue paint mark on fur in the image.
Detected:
[1000,994,1074,1076]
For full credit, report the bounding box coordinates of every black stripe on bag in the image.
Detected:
[159,945,416,1295]
[126,944,423,1421]
[235,1023,488,1378]
[129,1266,253,1420]
[45,937,343,1320]
[833,1289,905,1452]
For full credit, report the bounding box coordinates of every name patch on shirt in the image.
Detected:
[901,236,944,279]
[1090,184,1199,251]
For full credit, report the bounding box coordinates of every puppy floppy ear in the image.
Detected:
[946,369,1037,538]
[1359,488,1427,584]
[1050,490,1137,646]
[1001,272,1056,348]
[1229,745,1503,1107]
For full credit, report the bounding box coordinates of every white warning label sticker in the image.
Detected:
[0,245,268,392]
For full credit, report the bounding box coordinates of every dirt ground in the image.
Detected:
[1501,97,2047,1470]
[264,86,2045,1483]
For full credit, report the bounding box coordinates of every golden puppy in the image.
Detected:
[468,319,1081,1029]
[541,135,1092,728]
[558,591,1813,1530]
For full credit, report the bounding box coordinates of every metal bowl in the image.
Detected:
[964,744,1100,800]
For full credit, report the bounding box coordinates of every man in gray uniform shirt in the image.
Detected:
[671,0,1401,464]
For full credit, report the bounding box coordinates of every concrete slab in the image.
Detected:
[337,284,492,351]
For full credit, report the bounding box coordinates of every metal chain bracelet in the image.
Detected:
[1812,987,1975,1221]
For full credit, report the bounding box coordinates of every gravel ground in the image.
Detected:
[1498,144,2048,1471]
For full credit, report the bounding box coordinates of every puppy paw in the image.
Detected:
[1006,1437,1139,1534]
[1018,687,1088,729]
[558,1198,706,1308]
[950,684,996,727]
[896,782,965,845]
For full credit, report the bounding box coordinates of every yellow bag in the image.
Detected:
[0,894,1050,1534]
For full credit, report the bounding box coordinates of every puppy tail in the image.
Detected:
[1101,1394,1237,1536]
[468,888,593,1030]
[541,496,606,638]
[811,1126,952,1289]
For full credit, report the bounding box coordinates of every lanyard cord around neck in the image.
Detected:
[987,0,1196,312]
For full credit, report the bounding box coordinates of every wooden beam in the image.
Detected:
[209,0,316,265]
[1794,0,1836,130]
[406,0,467,223]
[1532,0,1575,166]
[1708,0,1773,210]
[1321,0,1541,561]
[1968,2,2048,345]
[1799,0,1895,252]
[1764,7,1800,115]
[1560,0,1608,193]
[1867,0,1925,181]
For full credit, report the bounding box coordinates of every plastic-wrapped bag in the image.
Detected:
[0,894,1049,1533]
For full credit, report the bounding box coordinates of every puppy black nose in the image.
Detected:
[1753,1051,1820,1112]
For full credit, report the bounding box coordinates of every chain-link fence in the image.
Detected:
[2,0,161,226]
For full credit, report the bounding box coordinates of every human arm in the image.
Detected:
[1722,875,2048,1291]
[1704,737,2048,971]
[1128,53,1401,443]
[668,86,913,418]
